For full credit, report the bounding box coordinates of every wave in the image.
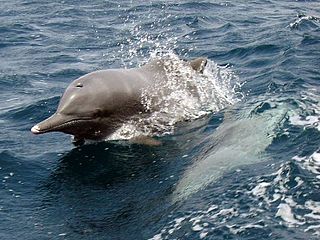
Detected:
[289,14,320,30]
[149,147,320,240]
[2,96,60,123]
[289,90,320,132]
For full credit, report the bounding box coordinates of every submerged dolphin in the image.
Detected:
[31,57,207,145]
[172,101,290,202]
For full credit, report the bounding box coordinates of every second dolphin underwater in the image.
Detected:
[31,57,207,145]
[172,100,292,201]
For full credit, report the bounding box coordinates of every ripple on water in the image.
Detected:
[150,152,320,239]
[289,14,320,30]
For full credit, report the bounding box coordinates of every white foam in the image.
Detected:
[199,231,208,239]
[276,203,303,227]
[305,224,320,236]
[251,182,271,198]
[149,204,240,240]
[192,224,203,232]
[305,201,320,220]
[290,115,320,131]
[109,52,240,140]
[289,14,320,28]
[293,150,320,175]
[246,149,320,234]
[227,222,264,235]
[289,90,320,131]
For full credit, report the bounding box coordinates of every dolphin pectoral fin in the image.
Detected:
[190,57,207,73]
[129,136,162,146]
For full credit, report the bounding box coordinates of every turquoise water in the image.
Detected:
[1,1,320,239]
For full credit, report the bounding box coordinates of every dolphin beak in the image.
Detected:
[31,113,72,134]
[31,125,41,134]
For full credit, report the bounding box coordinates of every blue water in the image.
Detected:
[1,1,320,239]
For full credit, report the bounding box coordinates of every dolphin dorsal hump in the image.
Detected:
[189,57,207,73]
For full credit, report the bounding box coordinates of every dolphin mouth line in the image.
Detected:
[31,117,94,134]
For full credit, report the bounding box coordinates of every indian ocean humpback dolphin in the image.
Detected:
[31,57,207,145]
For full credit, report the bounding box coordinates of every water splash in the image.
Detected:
[289,14,320,29]
[289,90,320,131]
[108,52,241,140]
[115,2,180,67]
[105,2,243,140]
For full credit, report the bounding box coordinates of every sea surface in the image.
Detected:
[1,0,320,239]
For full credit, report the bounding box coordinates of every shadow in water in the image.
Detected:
[49,142,165,187]
[38,140,189,239]
[33,114,218,239]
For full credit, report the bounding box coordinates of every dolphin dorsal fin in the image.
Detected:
[190,57,207,73]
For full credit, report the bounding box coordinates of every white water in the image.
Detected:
[105,8,242,141]
[108,51,241,140]
[289,90,320,132]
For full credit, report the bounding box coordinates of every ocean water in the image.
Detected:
[1,0,320,239]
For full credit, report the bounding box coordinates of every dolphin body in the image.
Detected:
[172,101,290,202]
[31,58,207,145]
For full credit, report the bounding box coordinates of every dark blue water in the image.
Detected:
[1,1,320,239]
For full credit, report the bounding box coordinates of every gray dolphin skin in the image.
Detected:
[31,57,207,145]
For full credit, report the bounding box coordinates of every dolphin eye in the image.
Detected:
[76,83,83,88]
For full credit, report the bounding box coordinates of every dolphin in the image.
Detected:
[31,57,207,145]
[172,101,290,202]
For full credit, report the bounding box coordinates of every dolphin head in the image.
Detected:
[31,74,119,140]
